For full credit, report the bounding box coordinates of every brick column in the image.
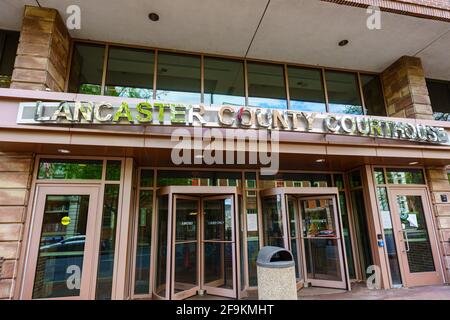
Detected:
[10,6,71,92]
[426,167,450,283]
[381,56,434,120]
[0,153,34,299]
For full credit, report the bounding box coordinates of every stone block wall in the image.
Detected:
[381,56,434,120]
[426,167,450,283]
[0,153,34,299]
[10,6,71,92]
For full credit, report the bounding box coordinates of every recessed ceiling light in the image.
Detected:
[338,39,349,47]
[148,12,159,22]
[316,159,326,163]
[409,161,419,165]
[58,149,71,154]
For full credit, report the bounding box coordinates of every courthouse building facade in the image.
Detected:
[0,0,450,300]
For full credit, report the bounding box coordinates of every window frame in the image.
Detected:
[66,39,386,116]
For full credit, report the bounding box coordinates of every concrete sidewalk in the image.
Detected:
[298,283,450,300]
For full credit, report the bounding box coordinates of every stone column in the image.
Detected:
[0,153,34,299]
[10,6,71,91]
[381,56,434,120]
[426,167,450,283]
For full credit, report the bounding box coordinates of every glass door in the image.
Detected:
[299,196,346,289]
[286,195,303,285]
[201,195,236,298]
[389,188,443,287]
[172,195,200,300]
[23,186,100,299]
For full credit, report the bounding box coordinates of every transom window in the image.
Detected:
[68,41,387,116]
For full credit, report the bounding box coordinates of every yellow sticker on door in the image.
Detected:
[61,216,71,226]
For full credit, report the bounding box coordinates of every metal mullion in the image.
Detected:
[244,60,249,106]
[153,50,158,100]
[357,72,367,115]
[284,64,291,109]
[322,68,330,113]
[201,54,205,104]
[100,44,109,96]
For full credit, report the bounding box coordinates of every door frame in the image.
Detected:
[155,186,241,300]
[260,187,350,290]
[171,195,201,300]
[388,187,444,287]
[21,184,102,300]
[298,195,347,289]
[201,194,236,298]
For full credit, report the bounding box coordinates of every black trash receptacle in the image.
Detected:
[256,246,297,300]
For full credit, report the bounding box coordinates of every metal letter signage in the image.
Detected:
[17,101,449,145]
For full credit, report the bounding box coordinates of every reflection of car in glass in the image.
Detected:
[40,235,86,252]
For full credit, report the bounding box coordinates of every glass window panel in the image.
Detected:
[333,174,345,189]
[156,52,201,103]
[32,195,89,298]
[140,169,154,187]
[376,188,402,285]
[204,242,233,289]
[259,172,331,189]
[95,184,120,300]
[349,170,362,188]
[245,172,257,189]
[203,198,233,241]
[288,67,326,112]
[38,159,103,180]
[426,79,450,121]
[374,168,385,184]
[105,47,154,99]
[157,170,241,187]
[0,30,20,88]
[174,242,198,293]
[245,192,259,287]
[68,43,105,95]
[351,189,373,276]
[304,239,342,281]
[105,160,121,181]
[262,195,285,247]
[204,57,245,106]
[134,190,153,295]
[361,74,386,116]
[301,198,336,237]
[339,192,355,279]
[386,168,425,184]
[175,199,198,241]
[325,71,363,115]
[247,62,287,109]
[155,195,168,297]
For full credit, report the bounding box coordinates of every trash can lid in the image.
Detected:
[256,246,295,268]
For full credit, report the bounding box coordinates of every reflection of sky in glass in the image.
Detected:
[106,86,153,99]
[329,104,363,115]
[204,94,245,106]
[433,112,450,121]
[290,101,326,112]
[248,97,287,109]
[155,90,201,104]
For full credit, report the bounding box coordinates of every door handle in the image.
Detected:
[403,230,410,253]
[398,229,410,253]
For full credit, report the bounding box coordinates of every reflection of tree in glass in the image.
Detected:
[79,84,101,95]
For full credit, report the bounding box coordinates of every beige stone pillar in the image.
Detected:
[381,56,434,120]
[426,167,450,283]
[10,6,71,91]
[0,153,34,300]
